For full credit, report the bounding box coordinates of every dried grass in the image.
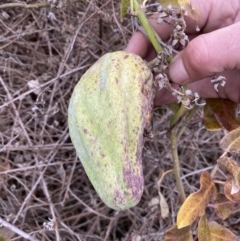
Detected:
[0,1,239,240]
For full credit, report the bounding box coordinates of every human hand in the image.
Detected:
[125,0,240,105]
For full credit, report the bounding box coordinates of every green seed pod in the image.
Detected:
[68,51,154,210]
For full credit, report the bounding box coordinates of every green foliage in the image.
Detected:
[120,0,130,20]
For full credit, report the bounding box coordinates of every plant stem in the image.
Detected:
[0,2,50,9]
[177,106,198,139]
[170,129,186,204]
[170,102,187,128]
[132,0,189,204]
[132,0,162,53]
[0,217,40,241]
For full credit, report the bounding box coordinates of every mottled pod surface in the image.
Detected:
[68,51,154,210]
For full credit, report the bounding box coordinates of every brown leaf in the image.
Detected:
[220,127,240,153]
[206,99,240,131]
[213,193,240,220]
[164,224,193,241]
[157,170,169,219]
[197,215,212,241]
[217,156,240,187]
[177,171,217,229]
[158,191,169,219]
[224,177,240,202]
[208,221,237,241]
[203,104,221,131]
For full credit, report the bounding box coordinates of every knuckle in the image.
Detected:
[186,36,210,71]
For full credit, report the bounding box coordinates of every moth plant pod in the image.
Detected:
[68,51,154,210]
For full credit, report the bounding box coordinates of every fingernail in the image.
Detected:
[169,58,189,84]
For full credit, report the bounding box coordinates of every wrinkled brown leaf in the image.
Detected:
[197,215,211,241]
[224,177,240,202]
[213,193,240,220]
[177,171,217,229]
[203,104,221,131]
[217,156,240,188]
[206,99,240,131]
[208,221,237,241]
[164,224,193,241]
[220,127,240,153]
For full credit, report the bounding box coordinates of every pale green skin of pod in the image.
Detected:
[68,51,154,210]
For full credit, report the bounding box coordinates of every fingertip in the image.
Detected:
[125,31,150,58]
[169,57,190,84]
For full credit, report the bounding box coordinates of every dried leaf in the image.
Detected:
[157,170,169,219]
[197,215,212,241]
[208,221,237,241]
[206,99,240,131]
[120,0,130,20]
[220,126,240,153]
[217,156,240,187]
[27,79,41,95]
[213,193,240,220]
[203,104,221,131]
[177,171,217,229]
[224,177,240,202]
[158,191,169,219]
[164,224,193,241]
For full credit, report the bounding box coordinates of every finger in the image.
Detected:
[169,22,240,84]
[125,31,150,57]
[154,87,177,105]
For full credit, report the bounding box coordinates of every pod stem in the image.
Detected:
[132,0,163,53]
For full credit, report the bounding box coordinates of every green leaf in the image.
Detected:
[120,0,130,20]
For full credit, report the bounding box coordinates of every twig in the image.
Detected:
[41,178,60,241]
[170,129,186,204]
[0,2,50,9]
[69,189,113,220]
[0,217,40,241]
[0,62,91,111]
[132,0,162,53]
[12,127,69,224]
[176,106,198,139]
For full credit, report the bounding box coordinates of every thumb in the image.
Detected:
[169,22,240,84]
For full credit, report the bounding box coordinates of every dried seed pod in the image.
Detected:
[68,51,154,210]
